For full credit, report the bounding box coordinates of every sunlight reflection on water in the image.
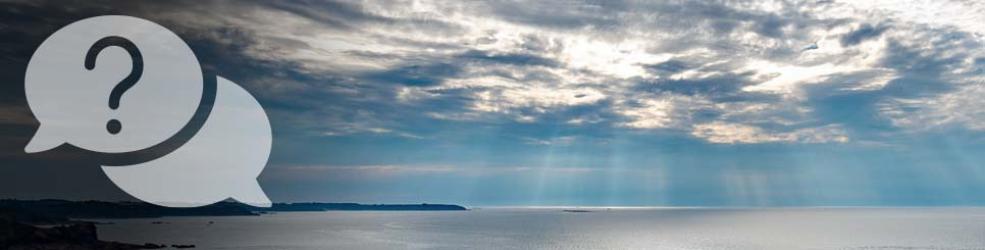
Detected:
[96,208,985,250]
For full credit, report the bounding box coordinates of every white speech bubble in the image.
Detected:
[24,15,202,153]
[102,76,272,207]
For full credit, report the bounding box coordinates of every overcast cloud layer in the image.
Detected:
[2,0,985,206]
[110,0,985,144]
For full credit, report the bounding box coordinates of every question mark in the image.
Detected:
[85,36,143,135]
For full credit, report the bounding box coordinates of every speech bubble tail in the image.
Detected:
[24,127,63,153]
[232,181,272,208]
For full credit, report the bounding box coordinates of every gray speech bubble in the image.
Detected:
[24,15,203,153]
[102,76,272,207]
[24,16,271,207]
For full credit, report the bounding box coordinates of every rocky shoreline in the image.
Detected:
[0,217,173,250]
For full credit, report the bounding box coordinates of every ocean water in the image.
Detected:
[96,208,985,250]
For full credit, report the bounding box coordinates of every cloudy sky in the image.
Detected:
[2,0,985,206]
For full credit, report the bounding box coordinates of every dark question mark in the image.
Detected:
[85,36,143,135]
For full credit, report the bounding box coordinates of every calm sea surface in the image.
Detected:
[95,208,985,249]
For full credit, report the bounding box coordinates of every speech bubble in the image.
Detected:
[24,15,202,153]
[24,15,271,208]
[102,76,272,207]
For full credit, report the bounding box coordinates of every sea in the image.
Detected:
[95,207,985,249]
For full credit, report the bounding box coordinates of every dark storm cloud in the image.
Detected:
[644,60,690,74]
[840,24,889,46]
[634,74,763,102]
[362,63,462,86]
[455,50,560,68]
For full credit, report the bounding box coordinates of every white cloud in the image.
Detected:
[691,122,849,144]
[839,0,985,40]
[740,60,894,98]
[615,95,712,129]
[523,136,577,146]
[470,85,606,113]
[95,0,985,143]
[880,84,985,131]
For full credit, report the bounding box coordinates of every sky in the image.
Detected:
[2,0,985,206]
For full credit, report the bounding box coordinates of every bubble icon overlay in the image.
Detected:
[23,15,272,208]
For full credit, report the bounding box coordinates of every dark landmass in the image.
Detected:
[0,200,258,221]
[562,209,592,213]
[0,199,467,221]
[267,202,467,211]
[0,215,167,249]
[0,199,465,249]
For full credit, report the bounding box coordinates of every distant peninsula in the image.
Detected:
[0,199,467,249]
[0,200,463,249]
[267,202,468,212]
[0,199,467,221]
